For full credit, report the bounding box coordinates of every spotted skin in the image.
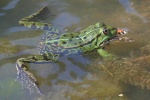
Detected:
[16,6,133,95]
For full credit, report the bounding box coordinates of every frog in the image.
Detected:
[16,6,133,95]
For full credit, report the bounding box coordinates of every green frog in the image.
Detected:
[16,6,133,95]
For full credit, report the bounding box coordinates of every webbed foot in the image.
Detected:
[15,54,59,95]
[15,59,42,95]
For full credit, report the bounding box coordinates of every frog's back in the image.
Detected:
[38,22,106,55]
[59,22,106,48]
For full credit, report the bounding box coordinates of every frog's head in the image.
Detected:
[99,24,128,46]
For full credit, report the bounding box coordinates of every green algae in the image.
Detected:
[90,44,150,91]
[0,38,17,54]
[0,38,35,55]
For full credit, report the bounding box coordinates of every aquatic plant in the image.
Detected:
[0,38,17,54]
[93,44,150,90]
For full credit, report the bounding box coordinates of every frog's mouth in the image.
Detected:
[100,29,133,46]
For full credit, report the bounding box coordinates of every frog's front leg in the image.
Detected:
[97,49,118,60]
[16,53,59,95]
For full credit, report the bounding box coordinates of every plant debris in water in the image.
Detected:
[0,38,17,54]
[91,44,150,90]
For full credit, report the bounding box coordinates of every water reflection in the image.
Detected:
[0,0,150,100]
[2,0,20,10]
[57,56,88,81]
[119,0,147,23]
[53,12,80,30]
[0,13,5,16]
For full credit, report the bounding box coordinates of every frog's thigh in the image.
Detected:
[27,53,60,63]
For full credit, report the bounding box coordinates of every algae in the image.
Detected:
[0,38,17,54]
[91,44,150,90]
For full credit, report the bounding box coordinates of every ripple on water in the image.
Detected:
[2,0,20,10]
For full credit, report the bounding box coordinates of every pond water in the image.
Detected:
[0,0,150,100]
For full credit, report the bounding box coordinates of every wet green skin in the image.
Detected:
[16,7,131,95]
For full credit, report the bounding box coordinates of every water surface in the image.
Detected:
[0,0,150,100]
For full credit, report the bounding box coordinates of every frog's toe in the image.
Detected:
[16,63,42,95]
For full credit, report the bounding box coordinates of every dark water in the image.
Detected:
[0,0,150,100]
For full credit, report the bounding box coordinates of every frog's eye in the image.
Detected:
[103,28,109,35]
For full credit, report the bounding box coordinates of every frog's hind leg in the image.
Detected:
[20,6,60,40]
[17,7,61,95]
[19,6,59,35]
[16,53,59,95]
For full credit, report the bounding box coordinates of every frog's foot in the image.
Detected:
[15,54,59,95]
[32,6,54,20]
[15,58,42,95]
